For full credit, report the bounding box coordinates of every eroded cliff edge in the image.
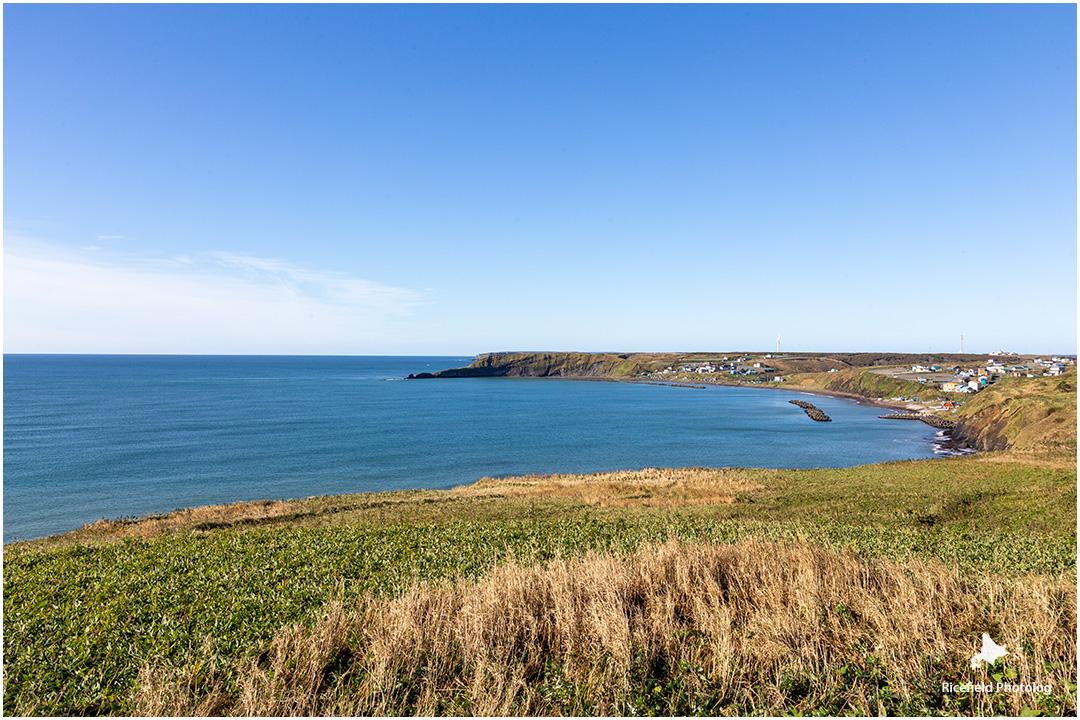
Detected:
[410,352,681,379]
[952,373,1077,452]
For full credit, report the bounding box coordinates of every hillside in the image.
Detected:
[953,372,1078,452]
[791,367,931,400]
[415,352,680,379]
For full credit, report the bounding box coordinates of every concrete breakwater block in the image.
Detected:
[788,399,832,422]
[879,412,956,429]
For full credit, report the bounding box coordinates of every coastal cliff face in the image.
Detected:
[952,374,1077,452]
[954,410,1013,452]
[426,352,678,379]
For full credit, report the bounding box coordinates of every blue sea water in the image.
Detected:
[3,355,945,542]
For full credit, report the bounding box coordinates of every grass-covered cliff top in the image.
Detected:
[6,445,1076,715]
[427,351,680,378]
[426,350,1027,380]
[16,450,1075,557]
[953,372,1077,452]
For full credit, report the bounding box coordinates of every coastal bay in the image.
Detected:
[4,352,1075,716]
[4,354,945,542]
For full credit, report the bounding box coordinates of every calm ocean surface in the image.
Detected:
[4,355,946,542]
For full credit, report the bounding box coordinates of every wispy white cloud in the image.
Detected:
[3,238,430,354]
[203,251,420,312]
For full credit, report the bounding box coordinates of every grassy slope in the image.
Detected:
[792,367,937,400]
[4,368,1077,716]
[433,352,682,378]
[136,540,1075,717]
[953,373,1078,452]
[5,451,1075,715]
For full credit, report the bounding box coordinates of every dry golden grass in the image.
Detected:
[15,468,767,552]
[14,449,1072,555]
[85,498,298,537]
[136,539,1077,717]
[964,446,1077,470]
[18,498,317,552]
[474,466,766,507]
[20,487,502,551]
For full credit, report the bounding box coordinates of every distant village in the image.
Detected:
[648,354,1075,396]
[655,356,784,380]
[917,356,1074,394]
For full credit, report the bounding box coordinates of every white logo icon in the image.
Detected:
[971,633,1008,668]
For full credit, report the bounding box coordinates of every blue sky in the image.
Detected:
[5,4,1076,355]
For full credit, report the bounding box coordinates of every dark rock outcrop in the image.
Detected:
[788,399,831,422]
[953,413,1011,452]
